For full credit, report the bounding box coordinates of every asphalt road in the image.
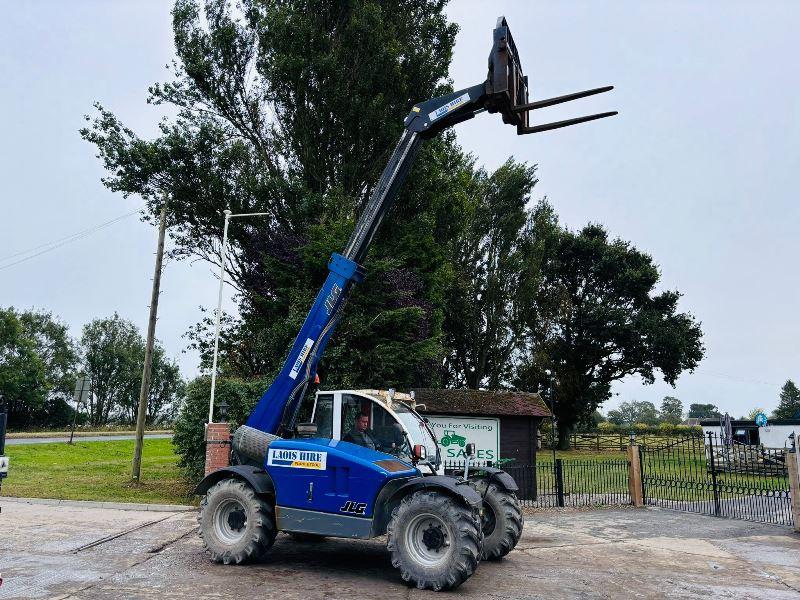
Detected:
[1,500,798,599]
[5,433,173,445]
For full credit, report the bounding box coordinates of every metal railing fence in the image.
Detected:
[639,432,794,527]
[444,458,631,508]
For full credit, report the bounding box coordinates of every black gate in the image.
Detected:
[640,432,794,526]
[445,459,630,508]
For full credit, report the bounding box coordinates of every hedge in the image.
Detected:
[172,376,269,481]
[595,421,702,435]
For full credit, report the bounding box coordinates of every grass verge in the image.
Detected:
[1,438,194,505]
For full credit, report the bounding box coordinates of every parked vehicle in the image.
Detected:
[195,16,615,591]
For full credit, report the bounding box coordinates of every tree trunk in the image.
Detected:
[557,426,571,450]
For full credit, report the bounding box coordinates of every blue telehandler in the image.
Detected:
[195,17,616,591]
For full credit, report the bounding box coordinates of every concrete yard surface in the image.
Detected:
[1,499,799,599]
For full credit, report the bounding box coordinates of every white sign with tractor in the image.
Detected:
[424,416,500,462]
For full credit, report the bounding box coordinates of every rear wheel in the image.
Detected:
[387,490,481,591]
[198,478,276,564]
[473,480,523,560]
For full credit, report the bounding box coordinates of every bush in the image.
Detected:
[597,421,615,432]
[172,376,269,481]
[657,422,676,434]
[674,424,702,434]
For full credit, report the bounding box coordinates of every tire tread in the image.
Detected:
[387,490,482,591]
[198,478,276,564]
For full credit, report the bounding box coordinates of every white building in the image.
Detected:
[700,418,799,449]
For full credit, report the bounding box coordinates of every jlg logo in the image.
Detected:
[339,500,367,515]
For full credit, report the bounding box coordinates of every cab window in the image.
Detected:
[311,393,334,439]
[370,402,407,454]
[340,394,364,439]
[340,393,409,456]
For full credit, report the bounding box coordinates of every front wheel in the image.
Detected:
[387,490,482,591]
[198,478,276,564]
[474,480,523,560]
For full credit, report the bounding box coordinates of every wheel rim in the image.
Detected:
[481,504,497,537]
[214,498,248,544]
[404,513,452,567]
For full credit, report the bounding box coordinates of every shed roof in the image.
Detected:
[411,388,551,418]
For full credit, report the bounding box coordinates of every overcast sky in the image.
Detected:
[1,1,797,419]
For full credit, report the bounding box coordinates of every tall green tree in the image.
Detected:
[81,314,144,426]
[146,347,186,424]
[18,309,81,427]
[442,159,539,389]
[688,403,720,419]
[81,0,466,390]
[659,396,683,424]
[516,224,704,448]
[0,307,81,428]
[773,379,800,419]
[80,314,183,426]
[18,310,79,400]
[606,400,660,426]
[0,309,47,427]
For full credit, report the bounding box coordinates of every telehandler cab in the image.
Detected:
[196,16,616,590]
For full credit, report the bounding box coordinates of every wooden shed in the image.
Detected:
[412,388,551,466]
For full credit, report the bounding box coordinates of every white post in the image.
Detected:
[209,209,232,424]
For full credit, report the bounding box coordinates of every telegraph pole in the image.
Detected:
[132,195,169,481]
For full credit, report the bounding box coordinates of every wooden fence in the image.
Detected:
[545,432,693,451]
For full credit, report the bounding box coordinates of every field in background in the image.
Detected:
[539,432,702,452]
[1,438,193,505]
[535,448,625,461]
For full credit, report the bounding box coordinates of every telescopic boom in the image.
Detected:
[245,16,616,436]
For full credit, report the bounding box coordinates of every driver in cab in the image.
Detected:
[344,414,378,450]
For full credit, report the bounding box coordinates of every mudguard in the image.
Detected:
[195,465,275,497]
[469,466,519,493]
[370,474,482,537]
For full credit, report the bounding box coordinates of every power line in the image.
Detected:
[0,209,140,271]
[0,209,140,261]
[693,369,783,388]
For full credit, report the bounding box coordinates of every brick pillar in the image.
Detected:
[627,444,644,507]
[205,422,232,476]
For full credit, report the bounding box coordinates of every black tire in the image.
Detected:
[473,480,523,560]
[387,490,482,591]
[198,478,276,564]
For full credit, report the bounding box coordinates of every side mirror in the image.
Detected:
[413,444,427,461]
[465,443,476,458]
